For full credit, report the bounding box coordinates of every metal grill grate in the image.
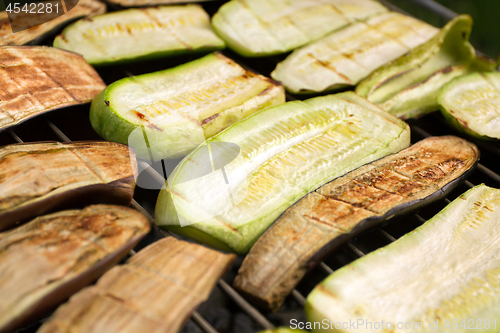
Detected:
[5,0,500,332]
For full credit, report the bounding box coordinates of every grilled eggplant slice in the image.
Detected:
[438,71,500,140]
[0,0,105,46]
[53,5,225,65]
[106,0,215,8]
[306,184,500,332]
[37,237,235,333]
[211,0,388,57]
[0,205,150,333]
[356,14,496,119]
[234,136,479,311]
[90,52,285,160]
[271,12,438,94]
[156,92,410,254]
[0,46,105,131]
[0,141,137,231]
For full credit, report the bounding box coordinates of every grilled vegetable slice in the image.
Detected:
[271,12,438,94]
[155,92,410,254]
[106,0,215,8]
[234,136,479,311]
[90,52,285,160]
[53,5,225,65]
[0,46,105,131]
[38,237,235,333]
[438,71,500,140]
[0,0,106,46]
[356,14,494,119]
[211,0,388,57]
[0,205,150,333]
[306,184,500,332]
[0,141,137,231]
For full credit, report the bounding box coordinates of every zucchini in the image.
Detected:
[155,92,410,254]
[90,52,285,160]
[0,141,137,231]
[106,0,215,8]
[356,15,495,119]
[38,237,235,333]
[211,0,388,57]
[0,205,150,333]
[306,184,500,333]
[53,5,225,65]
[271,12,438,94]
[0,46,105,131]
[234,136,479,311]
[438,71,500,140]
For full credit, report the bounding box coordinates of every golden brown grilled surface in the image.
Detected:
[234,136,479,311]
[105,0,212,7]
[0,205,150,333]
[38,237,235,333]
[0,46,105,131]
[0,141,137,231]
[0,0,106,45]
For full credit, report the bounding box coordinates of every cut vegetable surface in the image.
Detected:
[438,71,500,139]
[0,205,150,333]
[307,184,500,333]
[234,136,479,311]
[0,46,105,131]
[106,0,215,8]
[212,0,388,57]
[0,141,137,231]
[37,237,235,333]
[90,52,285,160]
[156,92,410,254]
[356,14,494,119]
[272,11,438,94]
[53,5,225,65]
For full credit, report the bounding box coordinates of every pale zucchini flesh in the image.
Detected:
[106,0,216,8]
[53,5,225,65]
[306,184,500,333]
[90,52,285,160]
[271,11,438,94]
[438,71,500,139]
[211,0,388,57]
[155,92,410,254]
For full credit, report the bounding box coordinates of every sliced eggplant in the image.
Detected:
[438,71,500,140]
[0,46,105,131]
[306,184,500,332]
[211,0,388,57]
[356,15,495,119]
[271,12,438,94]
[0,205,150,333]
[0,0,106,46]
[0,141,137,231]
[53,5,225,65]
[155,92,410,254]
[90,52,285,160]
[234,136,479,311]
[37,236,235,333]
[106,0,215,8]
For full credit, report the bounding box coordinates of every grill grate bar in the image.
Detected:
[191,312,220,333]
[347,243,366,257]
[9,131,23,143]
[406,0,457,20]
[378,229,397,242]
[291,290,307,307]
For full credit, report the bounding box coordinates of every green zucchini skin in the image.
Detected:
[438,71,500,140]
[53,5,225,66]
[155,92,410,254]
[89,52,285,160]
[306,184,500,332]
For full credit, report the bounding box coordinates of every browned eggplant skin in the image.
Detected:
[0,205,150,333]
[37,237,235,333]
[234,136,479,312]
[0,141,137,231]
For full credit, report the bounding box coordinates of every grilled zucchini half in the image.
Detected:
[155,92,410,254]
[53,5,225,65]
[307,184,500,333]
[106,0,215,8]
[438,71,500,140]
[356,14,496,119]
[211,0,388,57]
[271,11,438,94]
[90,52,285,160]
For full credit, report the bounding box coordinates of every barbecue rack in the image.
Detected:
[5,0,500,332]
